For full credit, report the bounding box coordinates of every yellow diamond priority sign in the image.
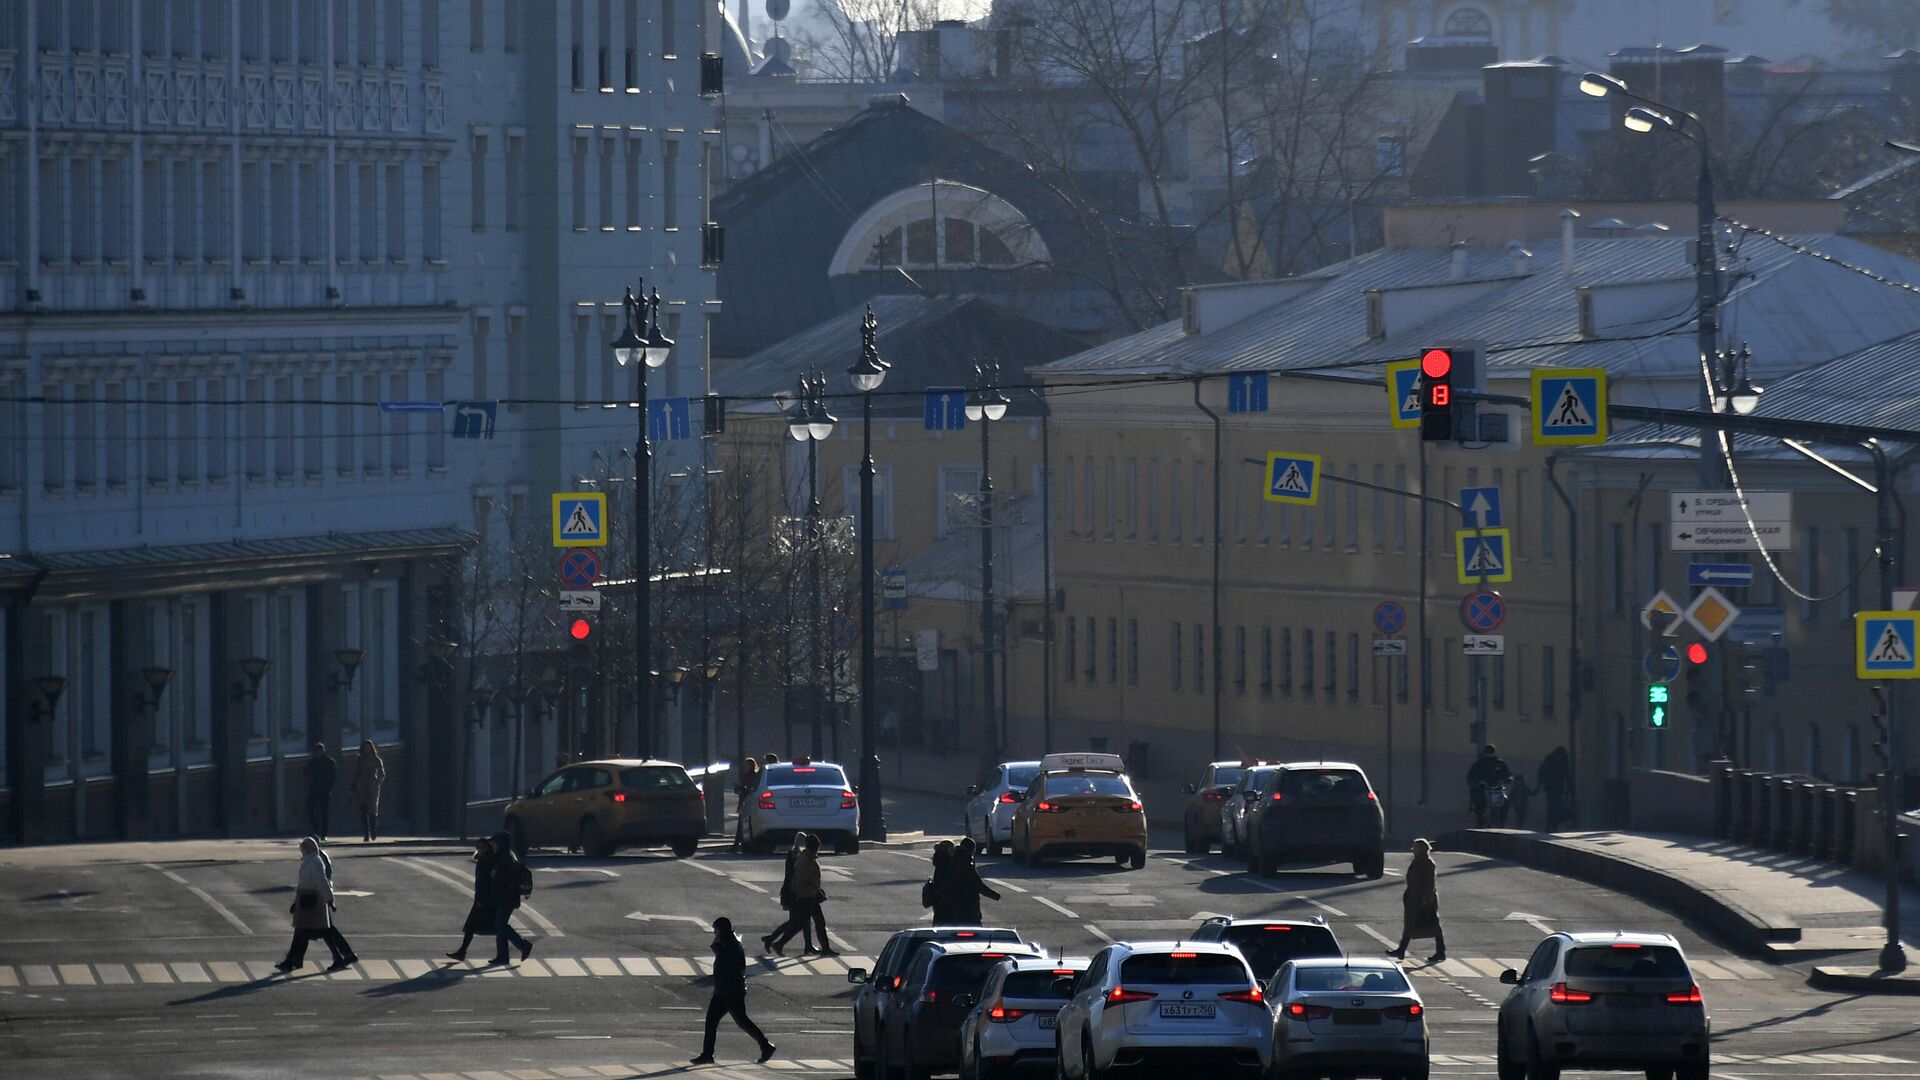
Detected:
[1682,587,1739,642]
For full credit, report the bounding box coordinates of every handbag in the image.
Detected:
[297,891,320,910]
[920,881,936,908]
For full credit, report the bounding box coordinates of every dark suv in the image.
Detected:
[1187,916,1343,983]
[848,926,1025,1080]
[880,941,1047,1080]
[1241,761,1385,878]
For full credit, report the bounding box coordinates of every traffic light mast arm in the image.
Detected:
[1243,458,1468,516]
[1459,390,1920,448]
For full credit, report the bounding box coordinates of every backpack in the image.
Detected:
[518,861,534,897]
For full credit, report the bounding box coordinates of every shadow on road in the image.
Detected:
[359,963,501,998]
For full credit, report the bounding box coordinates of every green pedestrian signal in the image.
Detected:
[1647,683,1670,729]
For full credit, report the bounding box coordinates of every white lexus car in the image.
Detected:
[964,760,1043,856]
[1053,941,1270,1078]
[740,758,861,854]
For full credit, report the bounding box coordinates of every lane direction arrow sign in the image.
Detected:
[1460,486,1502,529]
[1688,563,1756,588]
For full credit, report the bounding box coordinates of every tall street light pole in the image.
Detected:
[968,361,1010,776]
[848,306,890,840]
[610,284,673,756]
[788,370,835,757]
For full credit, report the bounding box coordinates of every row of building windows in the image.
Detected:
[0,364,447,494]
[1059,616,1559,718]
[570,0,683,87]
[16,0,444,70]
[1057,454,1559,560]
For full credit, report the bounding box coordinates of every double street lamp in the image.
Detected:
[847,306,891,840]
[609,283,674,756]
[788,370,836,756]
[969,361,1010,773]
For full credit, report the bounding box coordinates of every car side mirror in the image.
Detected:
[1499,969,1519,985]
[847,967,868,984]
[967,784,981,797]
[1180,783,1196,795]
[953,993,975,1010]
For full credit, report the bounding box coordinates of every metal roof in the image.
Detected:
[33,528,474,571]
[894,499,1046,603]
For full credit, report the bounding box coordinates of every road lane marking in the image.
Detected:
[583,957,622,977]
[206,961,248,982]
[95,963,133,985]
[985,878,1028,894]
[1352,922,1398,948]
[1295,895,1346,917]
[1035,897,1078,919]
[143,862,255,936]
[169,961,211,983]
[1461,958,1508,978]
[618,956,661,976]
[395,857,565,938]
[1716,957,1771,979]
[1084,924,1114,943]
[55,963,93,985]
[1689,958,1734,980]
[544,957,588,976]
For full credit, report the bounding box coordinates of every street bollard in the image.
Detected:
[1792,782,1816,856]
[1839,789,1859,864]
[1752,776,1774,849]
[1815,786,1836,861]
[1711,762,1734,839]
[1736,771,1758,844]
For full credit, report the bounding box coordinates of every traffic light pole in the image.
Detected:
[1872,443,1908,974]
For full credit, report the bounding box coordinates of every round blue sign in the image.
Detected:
[559,550,601,590]
[1643,646,1682,684]
[1460,590,1505,632]
[1372,601,1407,635]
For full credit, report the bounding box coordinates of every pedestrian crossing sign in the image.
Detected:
[1455,528,1513,584]
[1531,368,1608,445]
[1263,452,1321,505]
[1856,611,1920,679]
[552,492,608,548]
[1387,358,1423,429]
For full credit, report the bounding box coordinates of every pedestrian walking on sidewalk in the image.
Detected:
[305,742,338,840]
[926,840,957,923]
[690,917,776,1066]
[352,738,386,842]
[734,756,763,852]
[1538,746,1571,830]
[446,836,497,961]
[488,830,536,965]
[1507,772,1533,830]
[765,835,825,954]
[946,838,1001,924]
[1386,838,1445,964]
[276,837,357,972]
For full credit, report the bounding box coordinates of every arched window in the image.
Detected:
[831,180,1052,276]
[1443,7,1493,38]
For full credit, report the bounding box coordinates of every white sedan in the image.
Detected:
[741,758,861,854]
[964,761,1043,856]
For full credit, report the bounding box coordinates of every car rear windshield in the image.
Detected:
[1293,967,1410,993]
[1222,925,1341,975]
[931,955,1025,992]
[620,766,694,790]
[765,764,847,787]
[1121,954,1249,985]
[1005,766,1042,789]
[1211,767,1245,788]
[1564,945,1690,980]
[1004,970,1079,1000]
[1278,768,1371,801]
[1045,774,1133,798]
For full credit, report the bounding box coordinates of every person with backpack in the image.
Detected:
[944,837,1001,924]
[689,917,776,1066]
[487,830,535,965]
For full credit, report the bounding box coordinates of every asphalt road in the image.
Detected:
[2,789,1915,1080]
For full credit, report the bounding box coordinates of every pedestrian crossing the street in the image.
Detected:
[0,952,1777,990]
[0,954,876,990]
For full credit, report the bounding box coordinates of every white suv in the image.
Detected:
[1496,931,1710,1080]
[1053,941,1270,1078]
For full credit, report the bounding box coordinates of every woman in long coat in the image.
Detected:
[446,836,496,960]
[276,837,335,971]
[1387,838,1446,963]
[353,739,386,842]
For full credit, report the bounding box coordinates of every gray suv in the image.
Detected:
[1241,762,1385,878]
[1496,931,1709,1080]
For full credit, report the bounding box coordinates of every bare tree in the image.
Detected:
[1796,0,1920,57]
[793,0,941,81]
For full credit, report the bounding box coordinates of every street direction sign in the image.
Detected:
[559,590,601,612]
[1643,646,1683,684]
[648,396,693,440]
[1671,491,1792,522]
[1670,521,1790,551]
[1263,452,1321,505]
[1532,368,1608,445]
[1459,486,1502,529]
[552,493,608,547]
[1372,637,1408,657]
[1641,591,1683,636]
[1463,634,1506,655]
[1688,563,1755,588]
[1227,373,1269,413]
[452,400,498,439]
[1373,601,1407,635]
[559,550,601,590]
[1683,587,1741,642]
[1387,358,1423,429]
[882,568,908,612]
[1460,590,1506,632]
[1857,611,1920,679]
[924,388,967,431]
[1455,528,1512,584]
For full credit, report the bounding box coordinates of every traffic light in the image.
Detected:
[1871,687,1893,768]
[1683,641,1710,708]
[1646,683,1671,729]
[568,618,592,641]
[1419,348,1455,442]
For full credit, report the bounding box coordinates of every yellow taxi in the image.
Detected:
[1009,752,1148,869]
[503,758,706,858]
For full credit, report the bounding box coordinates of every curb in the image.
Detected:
[1809,965,1920,995]
[1438,828,1800,956]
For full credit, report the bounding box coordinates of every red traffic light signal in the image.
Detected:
[1420,348,1455,441]
[1421,348,1453,379]
[1686,642,1709,665]
[569,618,592,641]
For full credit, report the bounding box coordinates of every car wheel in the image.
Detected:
[987,835,1004,857]
[1355,851,1384,878]
[1183,828,1201,854]
[854,1028,874,1080]
[1082,1034,1105,1080]
[1645,1070,1676,1080]
[902,1032,928,1080]
[1526,1030,1560,1080]
[579,817,612,859]
[1676,1064,1709,1080]
[671,837,698,858]
[1496,1028,1526,1080]
[1129,848,1146,870]
[1114,854,1128,867]
[837,834,861,855]
[504,818,529,859]
[1054,1033,1068,1080]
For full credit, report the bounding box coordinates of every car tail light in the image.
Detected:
[988,1004,1026,1022]
[920,990,939,1004]
[1035,800,1066,813]
[1550,983,1593,1004]
[608,791,630,803]
[1286,1003,1332,1020]
[757,791,775,810]
[889,975,904,988]
[954,931,976,938]
[999,790,1021,804]
[1262,926,1291,932]
[793,767,817,773]
[1611,943,1642,949]
[1053,968,1077,976]
[1170,952,1197,958]
[1123,801,1143,813]
[1219,987,1263,1004]
[1270,792,1286,802]
[1203,790,1224,802]
[983,953,1006,958]
[1666,985,1703,1005]
[1365,791,1378,800]
[841,789,857,809]
[1385,1003,1423,1019]
[1107,986,1156,1004]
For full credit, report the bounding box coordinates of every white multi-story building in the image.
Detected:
[0,0,722,842]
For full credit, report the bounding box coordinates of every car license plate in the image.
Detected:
[1038,1015,1058,1029]
[1333,1010,1380,1025]
[789,797,823,808]
[1159,1003,1215,1019]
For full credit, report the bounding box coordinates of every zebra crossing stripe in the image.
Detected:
[0,955,900,989]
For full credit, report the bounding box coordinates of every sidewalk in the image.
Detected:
[1444,827,1920,992]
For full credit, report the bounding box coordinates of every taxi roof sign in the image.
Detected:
[1039,752,1126,773]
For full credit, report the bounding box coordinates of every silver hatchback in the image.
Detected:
[1496,931,1710,1080]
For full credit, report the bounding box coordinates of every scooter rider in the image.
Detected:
[1466,744,1512,827]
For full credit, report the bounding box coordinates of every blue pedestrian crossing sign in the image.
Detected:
[1227,373,1269,413]
[1532,368,1608,445]
[1856,611,1920,679]
[1264,452,1321,505]
[552,492,608,548]
[648,396,693,440]
[1455,528,1513,584]
[1386,358,1423,429]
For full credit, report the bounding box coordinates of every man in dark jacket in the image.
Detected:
[1466,744,1512,827]
[305,743,338,840]
[945,838,1001,923]
[691,917,776,1065]
[1537,746,1571,830]
[488,830,535,965]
